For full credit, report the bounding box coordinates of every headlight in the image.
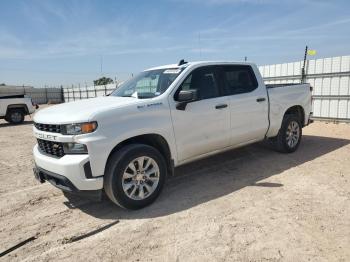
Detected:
[62,122,97,135]
[63,143,88,154]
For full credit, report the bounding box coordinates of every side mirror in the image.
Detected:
[176,89,198,110]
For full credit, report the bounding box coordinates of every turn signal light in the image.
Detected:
[81,122,98,133]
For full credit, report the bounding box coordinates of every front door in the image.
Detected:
[170,66,231,162]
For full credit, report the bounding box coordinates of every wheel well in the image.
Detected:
[6,104,28,115]
[284,106,305,126]
[108,134,173,175]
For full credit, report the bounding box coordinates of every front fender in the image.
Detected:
[76,101,177,177]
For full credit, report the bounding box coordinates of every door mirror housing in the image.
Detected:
[176,89,198,110]
[177,89,198,102]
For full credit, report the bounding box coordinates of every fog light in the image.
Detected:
[63,143,88,154]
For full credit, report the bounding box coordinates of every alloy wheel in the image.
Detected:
[286,120,300,148]
[121,156,160,200]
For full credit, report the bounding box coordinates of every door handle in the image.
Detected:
[215,104,228,109]
[256,97,266,102]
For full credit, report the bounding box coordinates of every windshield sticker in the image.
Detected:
[164,69,181,74]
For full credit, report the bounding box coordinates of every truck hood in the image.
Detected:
[33,96,138,124]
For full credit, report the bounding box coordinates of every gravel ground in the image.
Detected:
[0,115,349,262]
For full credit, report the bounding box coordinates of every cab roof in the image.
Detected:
[145,61,256,71]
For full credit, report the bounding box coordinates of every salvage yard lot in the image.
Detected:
[0,117,349,261]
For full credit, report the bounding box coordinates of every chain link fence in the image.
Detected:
[62,84,118,102]
[0,84,119,104]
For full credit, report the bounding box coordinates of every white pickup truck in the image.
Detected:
[33,61,312,209]
[0,94,37,124]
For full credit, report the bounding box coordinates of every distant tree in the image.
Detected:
[93,77,113,86]
[0,83,5,86]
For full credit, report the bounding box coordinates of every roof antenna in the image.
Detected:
[178,59,187,66]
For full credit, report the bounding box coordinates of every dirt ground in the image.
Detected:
[0,115,349,262]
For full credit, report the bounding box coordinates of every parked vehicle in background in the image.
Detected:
[32,60,313,209]
[0,94,38,124]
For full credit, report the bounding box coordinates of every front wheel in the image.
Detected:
[271,115,302,153]
[104,144,167,209]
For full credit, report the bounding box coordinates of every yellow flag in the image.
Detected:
[307,50,317,56]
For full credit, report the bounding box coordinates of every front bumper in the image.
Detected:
[33,166,102,200]
[33,144,103,192]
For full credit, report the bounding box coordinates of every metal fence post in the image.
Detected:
[45,87,48,104]
[61,85,64,103]
[301,45,308,83]
[72,85,75,101]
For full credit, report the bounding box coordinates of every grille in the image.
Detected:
[34,123,62,133]
[37,139,65,158]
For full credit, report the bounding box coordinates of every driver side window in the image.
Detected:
[178,66,219,100]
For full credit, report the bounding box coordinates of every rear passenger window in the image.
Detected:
[222,65,258,95]
[178,66,220,100]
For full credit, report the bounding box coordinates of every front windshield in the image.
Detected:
[111,68,184,99]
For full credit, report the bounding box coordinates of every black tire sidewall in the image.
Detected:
[278,115,302,153]
[8,110,24,124]
[104,144,167,209]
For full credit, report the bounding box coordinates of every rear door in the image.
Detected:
[170,66,231,162]
[219,65,269,145]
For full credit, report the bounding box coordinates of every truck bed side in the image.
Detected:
[0,97,35,117]
[266,83,312,138]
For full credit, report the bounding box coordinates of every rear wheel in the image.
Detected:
[6,109,25,124]
[104,144,167,209]
[271,115,302,153]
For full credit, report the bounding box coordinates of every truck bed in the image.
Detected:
[266,83,302,89]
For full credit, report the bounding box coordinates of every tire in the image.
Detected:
[104,144,167,209]
[7,109,25,124]
[271,115,302,153]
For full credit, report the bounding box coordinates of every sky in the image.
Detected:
[0,0,350,87]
